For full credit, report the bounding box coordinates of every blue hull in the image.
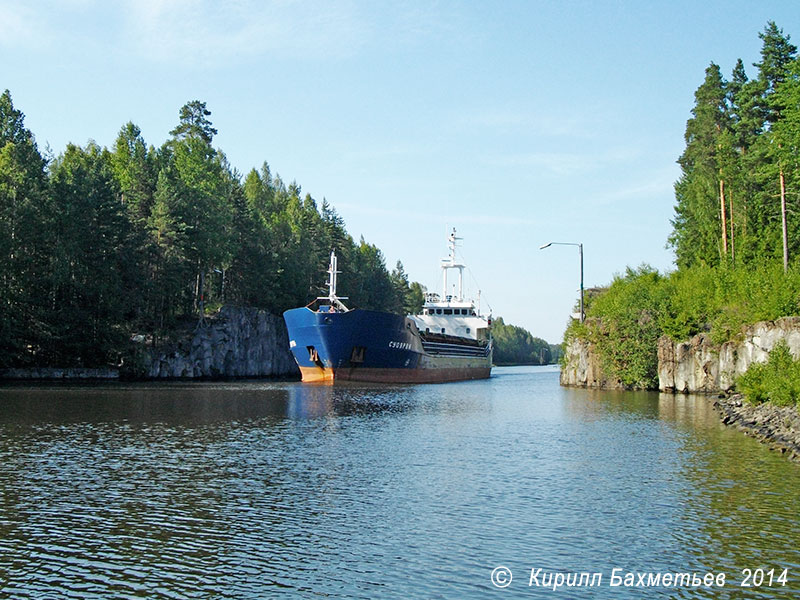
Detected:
[283,307,491,383]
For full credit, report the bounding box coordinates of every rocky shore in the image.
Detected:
[142,305,298,379]
[0,305,299,381]
[714,394,800,462]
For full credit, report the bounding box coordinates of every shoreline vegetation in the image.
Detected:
[563,21,800,457]
[0,92,551,377]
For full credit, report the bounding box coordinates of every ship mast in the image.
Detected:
[318,250,349,311]
[441,228,465,302]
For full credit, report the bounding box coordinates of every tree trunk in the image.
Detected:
[781,168,788,272]
[719,179,728,259]
[729,189,735,265]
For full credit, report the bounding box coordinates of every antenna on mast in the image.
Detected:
[318,250,349,311]
[441,227,465,301]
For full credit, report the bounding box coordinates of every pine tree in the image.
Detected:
[670,63,731,267]
[48,143,133,366]
[0,90,52,366]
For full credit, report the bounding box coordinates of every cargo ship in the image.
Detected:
[283,229,492,383]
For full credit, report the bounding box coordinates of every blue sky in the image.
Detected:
[3,0,800,343]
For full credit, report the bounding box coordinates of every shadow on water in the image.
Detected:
[2,367,800,599]
[0,381,295,425]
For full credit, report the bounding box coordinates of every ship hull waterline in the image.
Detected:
[298,365,492,384]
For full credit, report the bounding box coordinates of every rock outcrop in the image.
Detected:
[143,306,299,379]
[559,337,624,389]
[561,317,800,394]
[658,317,800,393]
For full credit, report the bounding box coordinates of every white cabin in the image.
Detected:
[407,229,491,341]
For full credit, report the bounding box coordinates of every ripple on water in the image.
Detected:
[1,370,800,598]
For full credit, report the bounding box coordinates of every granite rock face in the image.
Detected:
[144,306,299,379]
[561,317,800,394]
[559,337,624,389]
[658,317,800,393]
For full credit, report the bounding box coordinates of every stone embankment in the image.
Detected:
[658,317,800,393]
[144,306,298,379]
[715,394,800,462]
[0,367,120,380]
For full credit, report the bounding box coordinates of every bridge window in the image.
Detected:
[441,328,446,334]
[444,309,452,315]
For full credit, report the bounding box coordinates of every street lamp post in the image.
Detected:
[540,241,584,323]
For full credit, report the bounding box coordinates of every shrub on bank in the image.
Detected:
[574,265,667,389]
[736,341,800,407]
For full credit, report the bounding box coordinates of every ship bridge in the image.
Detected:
[407,229,491,341]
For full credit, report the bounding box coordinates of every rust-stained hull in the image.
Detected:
[299,365,491,384]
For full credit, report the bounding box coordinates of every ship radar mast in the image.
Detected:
[318,250,349,311]
[441,228,465,302]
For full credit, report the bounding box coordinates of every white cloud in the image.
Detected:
[0,2,47,47]
[335,201,540,227]
[120,0,366,67]
[461,109,595,139]
[485,147,640,176]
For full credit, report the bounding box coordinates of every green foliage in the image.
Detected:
[47,142,135,366]
[575,265,667,388]
[492,317,555,365]
[568,21,800,391]
[566,260,800,389]
[0,94,419,368]
[659,261,800,344]
[349,238,397,311]
[736,340,800,407]
[669,22,800,270]
[169,100,218,144]
[0,90,51,367]
[390,261,426,315]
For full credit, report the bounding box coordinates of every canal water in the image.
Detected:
[1,366,799,598]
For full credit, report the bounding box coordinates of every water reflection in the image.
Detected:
[1,368,799,598]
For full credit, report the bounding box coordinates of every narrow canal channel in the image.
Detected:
[1,366,798,598]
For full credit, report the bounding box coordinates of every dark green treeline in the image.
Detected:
[491,317,561,365]
[0,95,424,369]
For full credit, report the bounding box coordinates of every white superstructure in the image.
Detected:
[408,229,492,341]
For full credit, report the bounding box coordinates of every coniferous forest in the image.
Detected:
[671,21,800,269]
[0,95,432,369]
[566,22,800,390]
[1,94,551,371]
